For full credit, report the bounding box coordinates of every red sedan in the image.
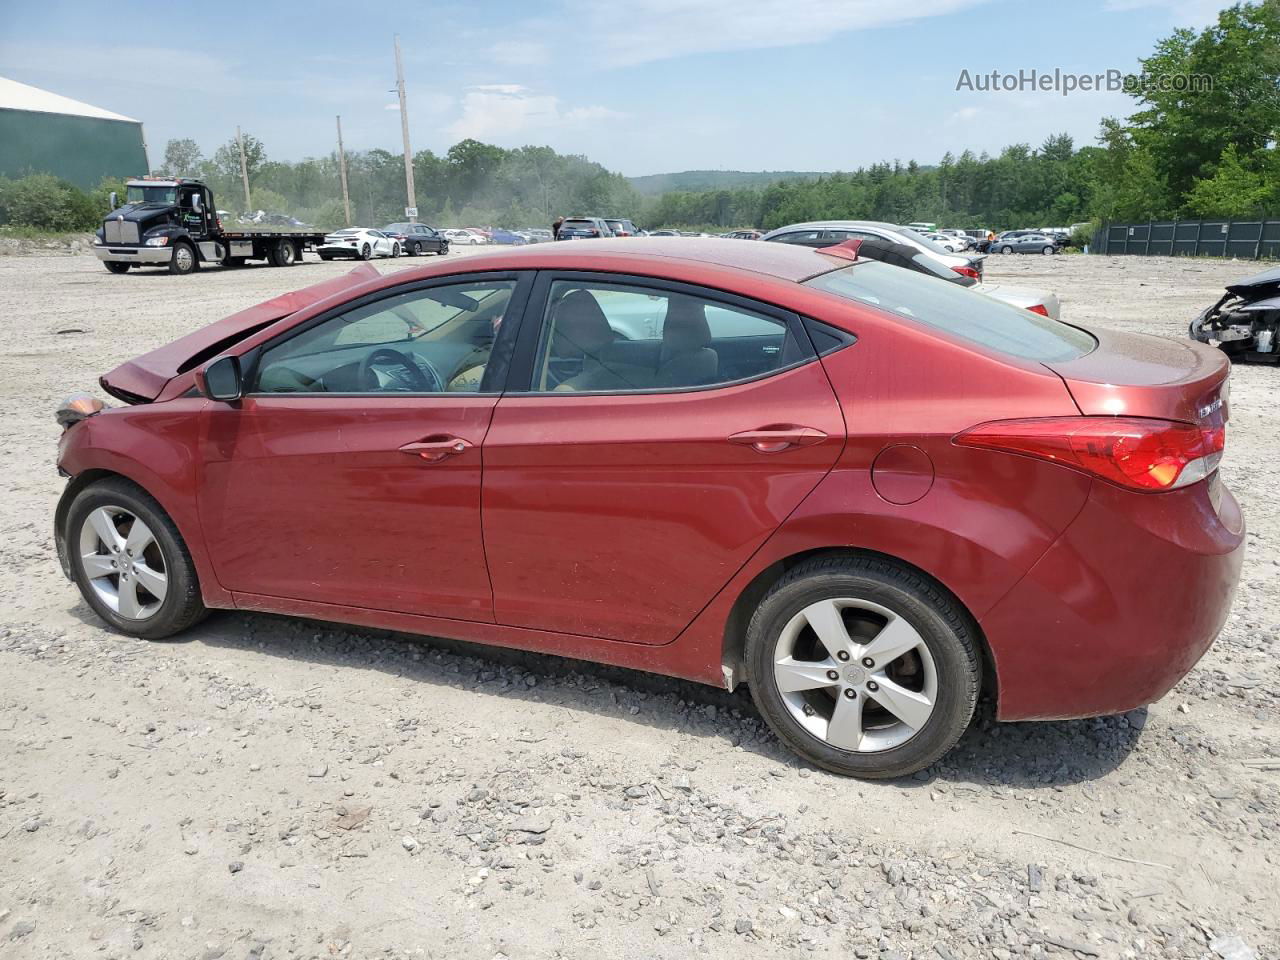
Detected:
[54,239,1244,778]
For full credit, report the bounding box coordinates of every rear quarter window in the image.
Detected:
[805,262,1094,362]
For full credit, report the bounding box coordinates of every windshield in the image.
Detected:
[805,262,1095,362]
[125,185,178,205]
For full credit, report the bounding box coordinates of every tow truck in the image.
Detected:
[93,177,327,275]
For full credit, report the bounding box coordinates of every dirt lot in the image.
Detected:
[0,250,1276,960]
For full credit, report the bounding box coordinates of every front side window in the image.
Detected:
[771,230,825,246]
[531,280,809,392]
[255,280,518,394]
[805,262,1095,362]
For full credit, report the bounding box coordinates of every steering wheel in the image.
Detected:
[357,347,442,393]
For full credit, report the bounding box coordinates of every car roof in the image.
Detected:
[391,237,843,284]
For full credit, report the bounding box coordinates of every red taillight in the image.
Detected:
[1026,303,1049,316]
[952,265,980,280]
[955,417,1225,492]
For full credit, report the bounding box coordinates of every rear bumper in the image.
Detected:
[94,245,173,264]
[981,475,1245,721]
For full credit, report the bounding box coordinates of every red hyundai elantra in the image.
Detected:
[54,239,1244,778]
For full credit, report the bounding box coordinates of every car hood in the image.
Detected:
[100,263,381,402]
[1225,265,1280,299]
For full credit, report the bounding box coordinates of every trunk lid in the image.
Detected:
[100,263,381,402]
[1044,325,1230,425]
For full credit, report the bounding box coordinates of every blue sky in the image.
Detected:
[0,0,1231,177]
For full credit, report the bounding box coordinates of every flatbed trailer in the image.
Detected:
[94,177,327,275]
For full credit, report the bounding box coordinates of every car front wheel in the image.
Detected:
[745,555,980,779]
[66,478,207,639]
[360,243,372,260]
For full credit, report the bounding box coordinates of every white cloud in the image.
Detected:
[446,85,624,141]
[947,106,981,124]
[562,0,992,66]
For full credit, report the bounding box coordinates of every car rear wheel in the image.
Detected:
[66,478,207,640]
[169,242,198,275]
[1042,245,1054,255]
[745,556,981,779]
[1000,245,1014,255]
[104,261,131,274]
[408,240,421,256]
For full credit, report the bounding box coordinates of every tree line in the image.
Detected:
[2,1,1275,236]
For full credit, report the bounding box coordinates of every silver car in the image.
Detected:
[992,233,1061,255]
[761,220,1061,318]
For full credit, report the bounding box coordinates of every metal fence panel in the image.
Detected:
[1096,218,1280,259]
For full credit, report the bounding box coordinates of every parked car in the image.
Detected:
[317,228,400,261]
[722,230,763,240]
[382,223,450,256]
[923,232,965,253]
[795,232,1060,318]
[54,239,1241,779]
[762,220,987,280]
[604,218,641,237]
[1190,264,1280,363]
[444,229,487,245]
[489,228,527,245]
[555,217,612,240]
[522,228,554,243]
[992,234,1061,255]
[937,229,974,250]
[648,230,681,237]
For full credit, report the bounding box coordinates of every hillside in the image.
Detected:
[627,169,827,196]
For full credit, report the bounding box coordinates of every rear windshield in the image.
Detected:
[562,219,596,229]
[805,262,1095,362]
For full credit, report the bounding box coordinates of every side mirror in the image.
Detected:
[109,191,118,210]
[197,355,243,402]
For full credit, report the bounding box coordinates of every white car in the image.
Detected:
[318,228,401,261]
[443,229,488,245]
[761,220,1062,318]
[924,232,965,253]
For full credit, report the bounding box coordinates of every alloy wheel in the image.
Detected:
[78,505,168,620]
[772,598,937,752]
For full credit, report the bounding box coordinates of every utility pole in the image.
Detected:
[336,115,352,226]
[236,126,252,213]
[394,34,417,223]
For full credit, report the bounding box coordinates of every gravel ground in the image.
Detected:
[0,250,1276,960]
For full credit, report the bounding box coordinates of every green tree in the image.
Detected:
[159,138,203,176]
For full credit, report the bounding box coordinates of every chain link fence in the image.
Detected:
[1093,218,1280,258]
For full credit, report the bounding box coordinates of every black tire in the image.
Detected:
[65,477,208,640]
[168,242,198,275]
[360,243,372,260]
[1000,245,1013,255]
[269,239,297,267]
[104,261,131,274]
[1042,245,1054,255]
[745,555,981,779]
[438,243,449,256]
[391,242,401,258]
[409,241,421,256]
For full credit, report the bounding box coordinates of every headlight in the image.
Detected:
[145,236,170,247]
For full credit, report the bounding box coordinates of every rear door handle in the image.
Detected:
[400,435,472,462]
[728,425,827,454]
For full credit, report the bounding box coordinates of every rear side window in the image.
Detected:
[805,262,1094,362]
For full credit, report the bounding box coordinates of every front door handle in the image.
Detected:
[400,435,472,463]
[728,425,828,454]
